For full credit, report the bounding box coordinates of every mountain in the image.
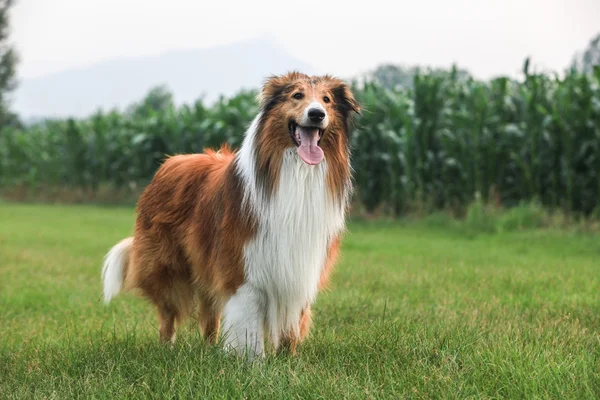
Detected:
[14,37,318,119]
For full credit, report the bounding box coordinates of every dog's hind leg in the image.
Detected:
[198,294,224,344]
[157,303,177,344]
[145,275,194,344]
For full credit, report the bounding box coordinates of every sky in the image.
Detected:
[10,0,600,81]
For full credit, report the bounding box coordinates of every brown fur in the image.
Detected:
[124,148,255,343]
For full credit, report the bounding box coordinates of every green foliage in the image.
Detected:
[465,193,499,234]
[0,88,259,192]
[571,32,600,75]
[1,62,600,217]
[419,200,565,235]
[351,62,600,216]
[463,198,551,234]
[0,0,19,128]
[497,201,548,232]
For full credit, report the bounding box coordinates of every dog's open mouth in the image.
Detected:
[289,121,324,165]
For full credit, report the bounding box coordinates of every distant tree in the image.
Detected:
[0,0,19,128]
[368,64,415,90]
[367,64,471,90]
[571,33,600,74]
[128,85,174,118]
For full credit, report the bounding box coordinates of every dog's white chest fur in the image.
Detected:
[246,151,345,344]
[223,140,346,355]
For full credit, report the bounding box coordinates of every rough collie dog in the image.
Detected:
[102,72,359,357]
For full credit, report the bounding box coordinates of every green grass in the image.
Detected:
[1,203,599,399]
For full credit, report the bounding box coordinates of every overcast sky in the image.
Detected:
[11,0,600,81]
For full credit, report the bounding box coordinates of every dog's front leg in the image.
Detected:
[222,284,265,359]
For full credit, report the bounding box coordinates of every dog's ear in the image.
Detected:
[332,80,360,114]
[257,74,291,109]
[331,80,361,127]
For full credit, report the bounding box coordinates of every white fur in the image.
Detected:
[225,115,348,356]
[237,114,263,206]
[102,237,133,304]
[221,284,265,358]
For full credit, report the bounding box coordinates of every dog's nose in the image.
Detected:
[308,108,326,123]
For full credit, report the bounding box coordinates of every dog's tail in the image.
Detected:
[102,237,133,304]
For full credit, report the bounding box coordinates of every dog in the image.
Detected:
[102,72,360,357]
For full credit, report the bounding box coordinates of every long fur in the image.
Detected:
[102,237,133,303]
[101,72,359,356]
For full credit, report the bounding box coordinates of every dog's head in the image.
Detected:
[257,72,360,166]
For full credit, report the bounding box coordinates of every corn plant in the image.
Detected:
[1,64,599,216]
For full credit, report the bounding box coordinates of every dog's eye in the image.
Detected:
[323,96,330,103]
[293,93,304,100]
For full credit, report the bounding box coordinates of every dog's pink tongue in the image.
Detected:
[296,126,324,165]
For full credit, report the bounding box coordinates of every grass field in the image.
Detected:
[1,203,599,399]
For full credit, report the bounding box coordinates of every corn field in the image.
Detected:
[1,62,600,216]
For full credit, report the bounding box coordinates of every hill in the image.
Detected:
[14,37,317,119]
